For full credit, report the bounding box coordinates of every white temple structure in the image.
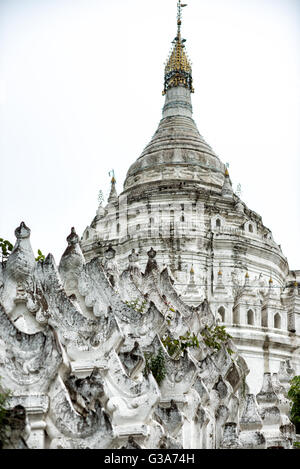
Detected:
[0,1,299,450]
[80,2,300,395]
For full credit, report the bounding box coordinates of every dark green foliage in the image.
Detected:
[161,335,180,357]
[162,331,199,357]
[143,348,166,385]
[0,383,11,448]
[201,325,233,355]
[35,249,45,263]
[161,325,233,359]
[288,375,300,434]
[0,238,13,261]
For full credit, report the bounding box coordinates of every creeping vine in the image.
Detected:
[143,348,166,385]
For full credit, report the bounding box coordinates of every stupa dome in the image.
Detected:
[124,87,225,193]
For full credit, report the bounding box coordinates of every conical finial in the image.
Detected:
[104,243,116,260]
[147,247,157,259]
[59,227,85,277]
[108,170,118,203]
[109,169,116,185]
[5,222,35,284]
[145,247,159,276]
[66,227,79,246]
[222,165,233,198]
[163,1,193,95]
[15,221,31,240]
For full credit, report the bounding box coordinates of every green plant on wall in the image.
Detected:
[0,381,11,449]
[35,249,45,263]
[162,331,200,358]
[161,325,234,359]
[143,348,166,385]
[165,303,176,326]
[201,325,234,355]
[288,375,300,435]
[0,238,13,262]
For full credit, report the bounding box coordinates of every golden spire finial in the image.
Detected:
[162,1,193,95]
[177,1,187,37]
[109,169,116,184]
[108,169,118,203]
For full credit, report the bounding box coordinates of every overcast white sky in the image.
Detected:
[0,0,299,270]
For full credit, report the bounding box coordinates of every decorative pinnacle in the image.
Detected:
[15,221,31,239]
[108,169,118,202]
[147,247,157,259]
[104,243,116,260]
[177,1,188,37]
[163,1,193,95]
[109,169,116,184]
[67,227,79,245]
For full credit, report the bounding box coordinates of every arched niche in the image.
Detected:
[218,306,225,323]
[274,313,281,329]
[247,309,254,325]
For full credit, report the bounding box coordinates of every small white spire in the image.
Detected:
[108,171,118,203]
